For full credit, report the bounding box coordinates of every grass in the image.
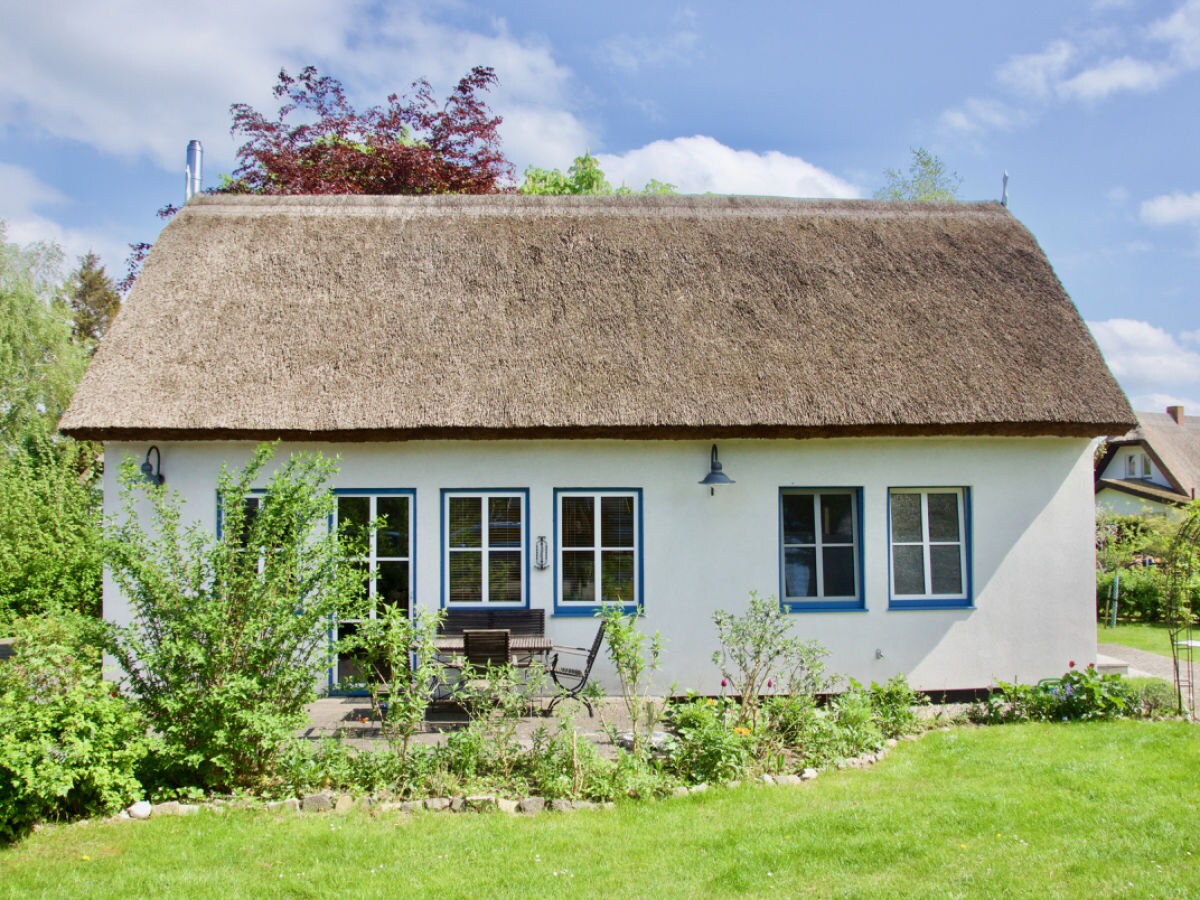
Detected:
[1097,621,1177,658]
[2,721,1198,898]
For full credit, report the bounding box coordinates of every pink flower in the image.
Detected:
[1087,662,1095,669]
[766,679,774,688]
[721,678,727,687]
[1068,661,1075,668]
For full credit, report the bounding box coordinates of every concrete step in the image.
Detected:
[1095,653,1129,676]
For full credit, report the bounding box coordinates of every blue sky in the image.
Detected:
[2,0,1198,413]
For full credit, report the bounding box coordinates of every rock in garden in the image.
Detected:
[573,800,596,810]
[449,797,466,813]
[334,795,355,813]
[400,800,423,813]
[497,799,519,815]
[127,801,152,820]
[302,792,333,812]
[758,774,776,785]
[885,738,898,748]
[672,786,690,797]
[689,783,709,793]
[548,799,576,812]
[517,797,545,814]
[801,768,818,780]
[151,801,183,817]
[424,797,451,812]
[464,796,498,812]
[616,731,672,752]
[774,774,802,786]
[179,804,201,815]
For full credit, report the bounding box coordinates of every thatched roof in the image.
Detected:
[1099,409,1200,501]
[61,195,1133,441]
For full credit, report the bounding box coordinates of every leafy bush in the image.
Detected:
[106,444,366,791]
[1123,677,1178,719]
[0,438,101,627]
[971,664,1134,724]
[664,696,753,784]
[598,605,663,756]
[712,592,830,726]
[0,615,147,842]
[868,675,924,738]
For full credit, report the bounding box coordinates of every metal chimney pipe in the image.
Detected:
[185,140,203,201]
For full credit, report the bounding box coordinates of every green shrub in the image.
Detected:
[1124,677,1178,718]
[664,696,753,784]
[971,664,1134,724]
[868,674,924,738]
[105,444,366,792]
[0,615,147,842]
[712,592,830,727]
[0,438,101,627]
[598,605,663,756]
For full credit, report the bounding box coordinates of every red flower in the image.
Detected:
[1068,660,1076,668]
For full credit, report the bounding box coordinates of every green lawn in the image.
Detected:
[1097,621,1176,658]
[3,721,1198,898]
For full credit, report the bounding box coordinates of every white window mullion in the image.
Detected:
[480,496,490,604]
[920,492,932,596]
[811,493,825,597]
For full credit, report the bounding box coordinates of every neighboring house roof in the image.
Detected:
[1095,477,1190,507]
[1096,410,1200,503]
[59,195,1134,442]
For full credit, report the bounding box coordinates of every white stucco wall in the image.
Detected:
[103,436,1099,693]
[1094,487,1175,518]
[1099,445,1169,489]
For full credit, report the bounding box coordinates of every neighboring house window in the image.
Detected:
[1142,453,1153,480]
[334,492,413,685]
[443,491,527,606]
[555,489,641,612]
[779,489,863,610]
[889,488,970,608]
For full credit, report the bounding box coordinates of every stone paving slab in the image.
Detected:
[1097,642,1178,681]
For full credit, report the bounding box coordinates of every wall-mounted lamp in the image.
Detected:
[699,443,734,495]
[875,648,885,660]
[140,445,165,486]
[534,535,549,571]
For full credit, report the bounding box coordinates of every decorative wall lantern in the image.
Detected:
[535,535,549,571]
[699,444,734,495]
[140,445,165,486]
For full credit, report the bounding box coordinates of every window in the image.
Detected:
[889,488,970,608]
[779,489,862,610]
[333,492,414,685]
[1142,453,1153,480]
[555,489,641,613]
[443,491,527,606]
[1125,454,1137,478]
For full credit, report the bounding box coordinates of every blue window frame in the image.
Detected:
[553,488,642,616]
[888,487,972,609]
[441,489,530,608]
[778,488,865,611]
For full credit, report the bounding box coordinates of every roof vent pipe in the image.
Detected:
[1167,405,1184,425]
[185,140,203,201]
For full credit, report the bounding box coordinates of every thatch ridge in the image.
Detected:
[61,194,1134,441]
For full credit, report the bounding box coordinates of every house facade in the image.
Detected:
[1095,407,1199,517]
[61,195,1135,693]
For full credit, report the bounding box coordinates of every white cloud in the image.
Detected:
[996,40,1076,99]
[0,2,591,176]
[0,163,127,271]
[1140,190,1200,224]
[1148,0,1200,66]
[1057,56,1172,101]
[598,9,700,73]
[939,97,1026,135]
[1129,392,1200,413]
[1181,329,1200,344]
[1088,318,1200,386]
[596,136,861,198]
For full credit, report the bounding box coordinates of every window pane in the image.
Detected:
[449,551,482,602]
[927,493,961,542]
[488,496,522,548]
[488,551,522,603]
[562,496,594,548]
[823,546,856,597]
[377,561,409,613]
[238,496,260,546]
[336,620,364,685]
[449,497,481,548]
[601,551,635,603]
[782,494,816,545]
[893,545,925,595]
[562,551,595,603]
[784,547,817,598]
[930,546,964,595]
[891,493,923,542]
[821,494,854,544]
[338,496,370,535]
[376,496,409,558]
[601,496,635,548]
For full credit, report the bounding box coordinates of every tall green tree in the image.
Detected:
[0,222,87,446]
[68,252,120,344]
[520,151,675,196]
[874,147,962,202]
